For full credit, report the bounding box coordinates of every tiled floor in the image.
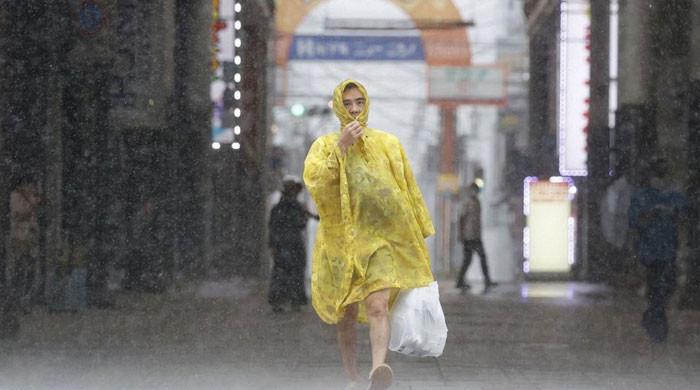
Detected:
[2,279,700,389]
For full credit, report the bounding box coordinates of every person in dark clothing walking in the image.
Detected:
[456,183,497,292]
[268,177,318,313]
[629,158,686,343]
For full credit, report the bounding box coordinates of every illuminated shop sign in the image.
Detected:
[523,177,577,274]
[558,0,590,176]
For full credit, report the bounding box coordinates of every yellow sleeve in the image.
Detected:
[399,143,435,238]
[303,136,344,222]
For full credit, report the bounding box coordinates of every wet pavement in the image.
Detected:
[2,278,700,389]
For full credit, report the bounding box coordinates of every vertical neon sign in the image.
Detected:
[558,0,590,176]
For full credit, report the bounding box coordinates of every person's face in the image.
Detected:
[342,87,365,119]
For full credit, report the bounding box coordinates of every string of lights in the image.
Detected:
[211,0,244,151]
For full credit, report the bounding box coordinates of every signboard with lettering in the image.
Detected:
[289,35,424,61]
[428,65,507,104]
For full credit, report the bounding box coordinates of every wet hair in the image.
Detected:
[282,180,302,197]
[343,83,359,93]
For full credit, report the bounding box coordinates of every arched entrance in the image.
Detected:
[274,0,474,276]
[275,0,472,67]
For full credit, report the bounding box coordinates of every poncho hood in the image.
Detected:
[332,79,370,128]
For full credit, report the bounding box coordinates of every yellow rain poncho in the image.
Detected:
[303,79,435,324]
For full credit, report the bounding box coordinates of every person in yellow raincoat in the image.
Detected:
[303,79,435,390]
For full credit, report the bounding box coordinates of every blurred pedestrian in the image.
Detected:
[628,158,686,343]
[6,176,42,313]
[456,182,497,292]
[268,176,317,313]
[304,79,436,390]
[601,155,638,288]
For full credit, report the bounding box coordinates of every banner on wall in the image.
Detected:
[428,65,507,105]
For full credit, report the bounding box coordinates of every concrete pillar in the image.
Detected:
[239,0,275,275]
[174,0,213,276]
[208,0,274,277]
[648,0,691,185]
[615,0,654,180]
[108,0,180,291]
[527,14,558,177]
[583,0,611,282]
[437,105,458,275]
[231,0,274,276]
[42,56,65,297]
[588,0,610,180]
[680,0,700,310]
[617,1,653,105]
[33,2,71,300]
[692,0,700,82]
[63,25,116,302]
[0,5,9,284]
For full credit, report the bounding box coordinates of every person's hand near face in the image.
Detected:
[338,120,363,153]
[337,87,366,154]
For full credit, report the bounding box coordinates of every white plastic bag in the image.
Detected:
[389,281,447,357]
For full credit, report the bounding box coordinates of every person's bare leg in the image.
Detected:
[337,303,359,382]
[365,289,391,371]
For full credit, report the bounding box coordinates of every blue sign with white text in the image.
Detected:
[289,35,424,61]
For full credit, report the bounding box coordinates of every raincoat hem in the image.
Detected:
[313,277,435,325]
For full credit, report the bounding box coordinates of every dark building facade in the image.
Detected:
[525,0,700,306]
[0,0,275,309]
